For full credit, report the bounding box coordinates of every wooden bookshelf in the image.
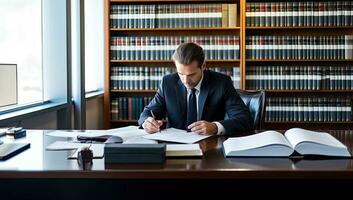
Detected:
[247,26,353,30]
[105,0,242,128]
[110,0,235,3]
[110,59,241,63]
[111,90,157,93]
[105,0,353,130]
[246,59,353,62]
[108,89,353,94]
[266,121,353,124]
[111,27,241,31]
[265,90,353,93]
[264,122,353,130]
[244,0,353,130]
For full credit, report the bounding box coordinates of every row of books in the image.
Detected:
[111,96,353,122]
[246,35,353,60]
[111,97,153,121]
[110,67,240,90]
[110,4,237,29]
[110,36,240,60]
[246,1,353,27]
[246,65,353,90]
[210,68,240,89]
[266,96,352,122]
[110,66,175,90]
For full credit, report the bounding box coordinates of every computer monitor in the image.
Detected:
[0,64,17,107]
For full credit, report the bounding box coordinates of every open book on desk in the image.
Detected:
[223,128,351,157]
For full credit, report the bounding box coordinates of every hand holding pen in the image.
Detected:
[142,110,163,134]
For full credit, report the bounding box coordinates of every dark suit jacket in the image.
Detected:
[138,70,253,135]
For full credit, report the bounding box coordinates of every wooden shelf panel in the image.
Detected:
[265,121,353,124]
[111,120,167,123]
[111,59,241,63]
[245,27,353,36]
[264,90,353,93]
[111,90,157,93]
[105,0,352,130]
[247,26,353,30]
[246,59,353,62]
[111,0,238,3]
[104,88,330,94]
[111,27,241,31]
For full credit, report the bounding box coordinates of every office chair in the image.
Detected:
[236,89,266,130]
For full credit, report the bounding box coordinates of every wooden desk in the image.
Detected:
[1,130,353,198]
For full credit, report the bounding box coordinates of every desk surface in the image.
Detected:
[1,130,353,179]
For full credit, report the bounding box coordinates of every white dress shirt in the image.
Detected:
[186,74,226,135]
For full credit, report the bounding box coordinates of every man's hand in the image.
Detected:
[142,117,163,134]
[187,121,218,135]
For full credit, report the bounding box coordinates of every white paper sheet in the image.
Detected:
[123,137,158,144]
[46,141,104,159]
[143,128,211,144]
[46,141,91,150]
[45,130,105,138]
[105,126,148,140]
[45,126,148,141]
[0,128,7,137]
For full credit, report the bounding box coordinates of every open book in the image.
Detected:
[223,128,351,157]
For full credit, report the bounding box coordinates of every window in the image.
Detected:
[84,0,104,93]
[0,0,43,109]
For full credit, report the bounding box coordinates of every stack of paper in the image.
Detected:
[166,144,203,157]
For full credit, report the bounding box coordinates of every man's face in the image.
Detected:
[175,60,205,89]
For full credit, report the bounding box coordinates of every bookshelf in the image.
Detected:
[104,0,242,128]
[104,0,353,130]
[244,0,353,130]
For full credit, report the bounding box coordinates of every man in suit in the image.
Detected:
[138,43,253,135]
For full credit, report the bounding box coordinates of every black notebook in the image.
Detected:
[0,143,30,160]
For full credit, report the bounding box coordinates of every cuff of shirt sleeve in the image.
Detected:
[213,121,226,135]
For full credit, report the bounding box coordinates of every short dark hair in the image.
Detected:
[172,43,205,68]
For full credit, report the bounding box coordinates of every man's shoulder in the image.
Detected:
[161,72,179,86]
[205,70,231,83]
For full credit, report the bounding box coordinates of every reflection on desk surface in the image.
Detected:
[293,158,351,170]
[227,157,295,170]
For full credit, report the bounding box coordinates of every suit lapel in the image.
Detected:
[198,71,209,120]
[176,79,187,121]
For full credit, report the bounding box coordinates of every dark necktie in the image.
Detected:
[186,88,197,131]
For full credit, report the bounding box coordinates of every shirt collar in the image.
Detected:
[188,72,203,93]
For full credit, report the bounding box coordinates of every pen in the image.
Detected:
[150,110,161,133]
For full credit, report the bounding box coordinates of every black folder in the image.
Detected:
[0,143,30,161]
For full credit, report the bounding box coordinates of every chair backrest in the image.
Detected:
[236,89,266,130]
